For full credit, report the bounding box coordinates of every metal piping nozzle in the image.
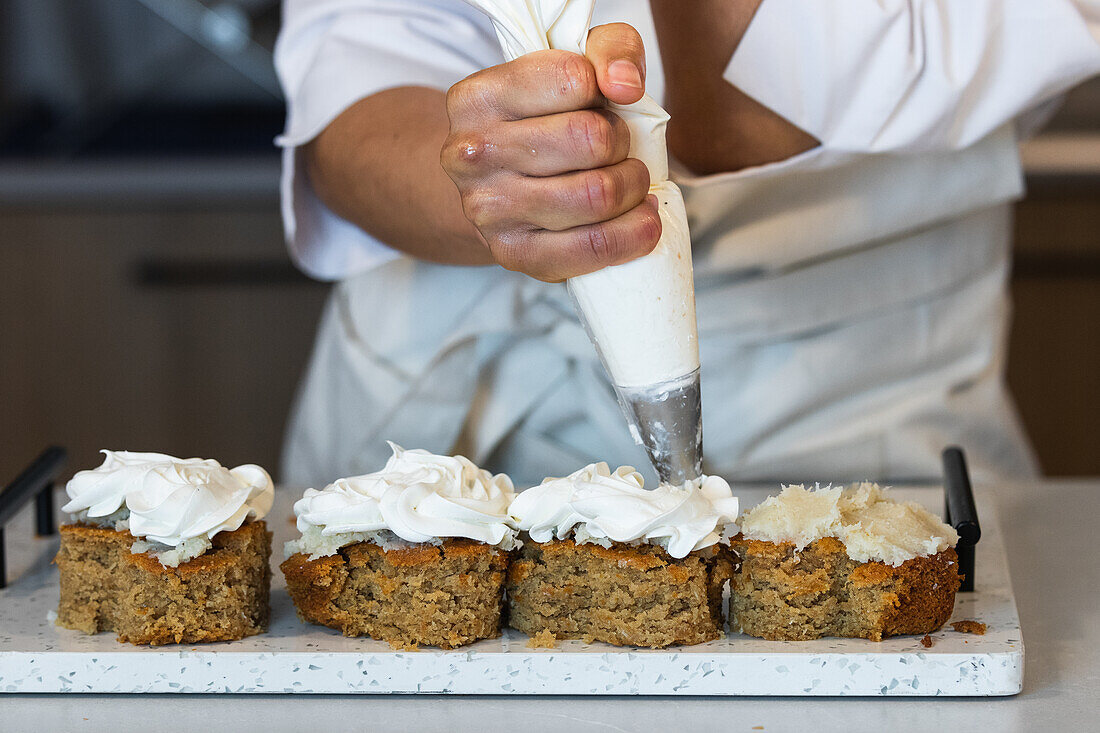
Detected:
[614,370,703,485]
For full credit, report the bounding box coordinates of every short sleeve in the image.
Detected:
[275,0,503,280]
[725,0,1100,154]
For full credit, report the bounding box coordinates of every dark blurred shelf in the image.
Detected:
[0,101,283,206]
[0,104,284,158]
[0,155,279,207]
[135,257,317,287]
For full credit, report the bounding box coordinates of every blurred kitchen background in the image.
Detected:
[1,0,1098,483]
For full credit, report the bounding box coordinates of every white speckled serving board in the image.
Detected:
[0,487,1022,696]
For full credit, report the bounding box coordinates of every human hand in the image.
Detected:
[441,23,662,282]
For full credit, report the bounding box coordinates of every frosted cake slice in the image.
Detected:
[281,443,517,650]
[56,451,273,645]
[507,463,739,648]
[731,483,961,641]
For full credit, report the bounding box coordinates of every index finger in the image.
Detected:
[448,50,603,121]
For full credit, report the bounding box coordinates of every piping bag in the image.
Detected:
[465,1,702,484]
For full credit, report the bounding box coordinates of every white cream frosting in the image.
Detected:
[508,462,739,558]
[738,483,960,567]
[286,443,518,559]
[464,0,699,388]
[62,450,274,566]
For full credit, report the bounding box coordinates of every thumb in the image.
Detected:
[586,23,647,106]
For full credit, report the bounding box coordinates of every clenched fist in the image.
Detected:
[441,23,662,283]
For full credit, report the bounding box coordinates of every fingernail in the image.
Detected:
[646,194,659,210]
[608,59,642,90]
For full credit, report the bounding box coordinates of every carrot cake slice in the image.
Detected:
[507,463,739,648]
[731,483,962,641]
[55,450,274,645]
[281,443,517,650]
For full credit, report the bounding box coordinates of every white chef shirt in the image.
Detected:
[274,1,1100,485]
[276,0,1100,279]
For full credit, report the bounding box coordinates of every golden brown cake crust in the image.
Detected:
[55,521,272,645]
[730,535,960,641]
[281,539,510,650]
[506,539,734,648]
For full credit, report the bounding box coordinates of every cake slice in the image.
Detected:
[507,463,739,648]
[730,483,961,641]
[507,539,731,648]
[282,538,507,650]
[55,450,274,645]
[57,520,271,644]
[281,443,517,649]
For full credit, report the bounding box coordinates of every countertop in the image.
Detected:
[1,478,1097,732]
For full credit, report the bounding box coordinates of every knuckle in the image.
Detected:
[569,110,615,163]
[634,206,663,251]
[579,169,621,217]
[492,244,520,272]
[444,82,463,117]
[440,134,463,173]
[461,188,503,229]
[489,231,528,273]
[624,157,651,193]
[447,71,496,117]
[445,79,471,117]
[443,133,494,174]
[580,224,617,266]
[557,52,598,100]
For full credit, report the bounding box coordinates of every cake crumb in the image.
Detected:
[526,629,558,649]
[951,620,987,635]
[920,634,934,648]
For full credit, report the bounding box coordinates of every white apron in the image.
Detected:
[281,122,1038,488]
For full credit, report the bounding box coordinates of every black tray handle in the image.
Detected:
[942,446,981,592]
[0,446,68,589]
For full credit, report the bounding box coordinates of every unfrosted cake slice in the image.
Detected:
[55,450,274,645]
[506,463,739,648]
[281,443,517,650]
[731,483,961,641]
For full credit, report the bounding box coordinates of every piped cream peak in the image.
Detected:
[508,462,739,558]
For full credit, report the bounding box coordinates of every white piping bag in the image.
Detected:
[464,0,702,483]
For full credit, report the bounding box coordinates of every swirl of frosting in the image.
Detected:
[63,450,274,547]
[508,463,739,558]
[291,443,517,550]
